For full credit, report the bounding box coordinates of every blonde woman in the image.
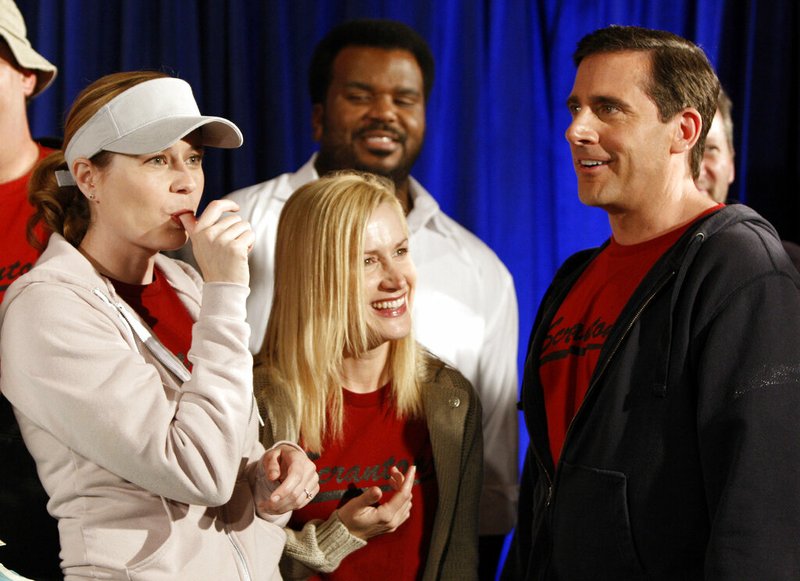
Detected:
[255,172,482,580]
[0,71,318,580]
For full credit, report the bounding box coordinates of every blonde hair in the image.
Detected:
[27,70,170,249]
[257,171,423,453]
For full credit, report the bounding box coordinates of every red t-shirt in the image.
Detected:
[289,385,438,580]
[109,268,194,369]
[539,206,723,462]
[0,144,53,302]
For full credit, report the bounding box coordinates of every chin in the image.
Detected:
[577,192,604,207]
[159,232,190,252]
[355,161,399,179]
[369,321,412,344]
[384,325,412,342]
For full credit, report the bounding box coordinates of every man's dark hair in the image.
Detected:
[574,25,720,179]
[308,19,435,105]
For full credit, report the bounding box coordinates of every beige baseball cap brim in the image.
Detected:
[0,0,57,97]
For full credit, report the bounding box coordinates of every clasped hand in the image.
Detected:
[336,465,416,541]
[259,444,320,514]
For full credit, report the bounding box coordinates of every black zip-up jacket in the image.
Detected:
[503,205,800,580]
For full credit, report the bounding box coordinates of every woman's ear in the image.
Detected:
[73,159,98,202]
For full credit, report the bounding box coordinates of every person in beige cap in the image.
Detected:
[0,0,57,298]
[1,70,319,581]
[0,1,59,579]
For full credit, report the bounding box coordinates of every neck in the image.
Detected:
[0,121,38,183]
[395,179,413,215]
[341,342,391,393]
[609,181,717,245]
[312,157,414,215]
[79,230,157,285]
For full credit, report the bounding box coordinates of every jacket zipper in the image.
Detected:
[532,448,554,507]
[94,286,258,579]
[95,287,264,428]
[92,288,191,382]
[226,528,253,581]
[546,269,677,508]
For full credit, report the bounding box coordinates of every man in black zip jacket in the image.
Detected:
[502,25,800,580]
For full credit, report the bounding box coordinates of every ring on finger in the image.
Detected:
[303,488,313,500]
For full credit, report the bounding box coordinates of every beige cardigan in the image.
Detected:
[254,354,483,580]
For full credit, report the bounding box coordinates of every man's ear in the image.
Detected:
[20,68,36,98]
[311,103,324,142]
[671,107,702,154]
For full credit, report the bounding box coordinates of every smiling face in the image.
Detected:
[565,51,680,214]
[85,134,204,257]
[362,201,416,349]
[312,47,426,186]
[696,111,735,203]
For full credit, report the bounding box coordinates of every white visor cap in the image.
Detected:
[59,77,242,186]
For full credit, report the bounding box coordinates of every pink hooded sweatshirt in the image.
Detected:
[0,234,290,580]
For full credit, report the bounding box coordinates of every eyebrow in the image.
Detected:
[593,95,628,109]
[344,81,373,92]
[345,81,421,98]
[364,238,409,254]
[566,94,629,110]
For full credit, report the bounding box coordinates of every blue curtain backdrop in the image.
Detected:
[16,1,799,564]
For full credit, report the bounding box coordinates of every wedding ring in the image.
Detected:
[304,488,313,500]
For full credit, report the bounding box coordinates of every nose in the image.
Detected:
[366,95,398,123]
[565,110,598,146]
[379,262,407,291]
[170,161,198,195]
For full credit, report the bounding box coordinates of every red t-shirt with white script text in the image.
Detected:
[289,385,438,580]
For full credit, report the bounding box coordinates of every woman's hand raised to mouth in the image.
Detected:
[181,199,255,285]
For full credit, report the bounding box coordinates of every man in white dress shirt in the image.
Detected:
[227,19,519,575]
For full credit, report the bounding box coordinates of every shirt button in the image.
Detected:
[448,397,461,408]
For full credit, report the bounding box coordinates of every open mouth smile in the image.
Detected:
[371,294,408,316]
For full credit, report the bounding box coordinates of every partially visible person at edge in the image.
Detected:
[695,86,735,205]
[254,171,482,580]
[213,20,518,575]
[0,70,319,580]
[503,25,800,580]
[0,1,60,578]
[696,86,800,271]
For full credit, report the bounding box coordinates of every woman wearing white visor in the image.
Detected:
[0,71,318,580]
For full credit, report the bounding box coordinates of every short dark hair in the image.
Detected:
[573,25,719,179]
[308,19,435,105]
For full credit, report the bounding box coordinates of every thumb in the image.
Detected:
[262,451,282,482]
[178,211,198,236]
[353,486,382,507]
